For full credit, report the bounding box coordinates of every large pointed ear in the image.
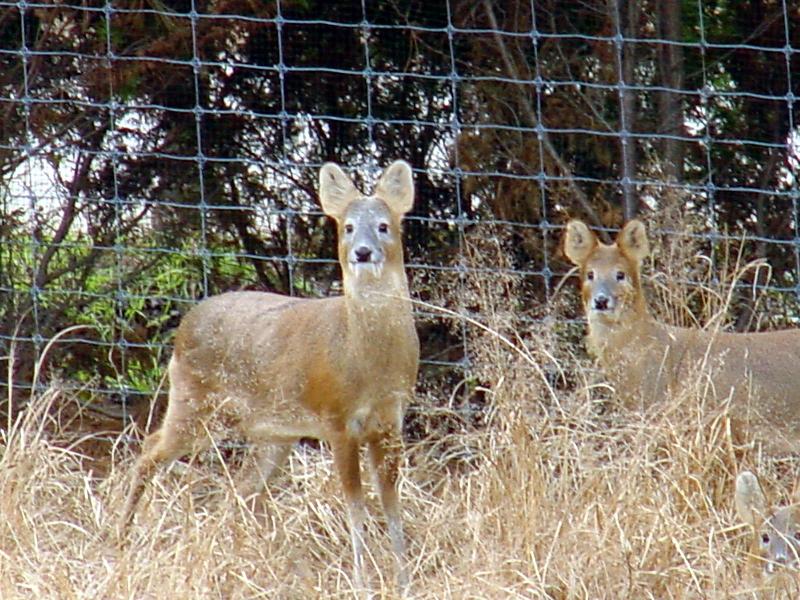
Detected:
[319,163,359,220]
[563,220,597,266]
[374,160,414,215]
[735,471,767,527]
[617,220,649,263]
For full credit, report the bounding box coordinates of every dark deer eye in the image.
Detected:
[762,533,771,545]
[587,271,594,281]
[345,224,354,234]
[616,271,626,281]
[794,531,800,541]
[378,223,389,233]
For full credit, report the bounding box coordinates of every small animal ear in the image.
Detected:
[319,163,359,220]
[617,220,650,263]
[563,220,597,266]
[736,471,768,527]
[375,160,414,215]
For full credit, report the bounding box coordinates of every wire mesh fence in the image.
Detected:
[0,0,799,424]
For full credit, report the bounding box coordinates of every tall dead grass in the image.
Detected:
[0,216,797,599]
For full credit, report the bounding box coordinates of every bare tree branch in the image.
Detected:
[482,0,608,237]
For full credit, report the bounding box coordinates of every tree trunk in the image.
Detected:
[611,0,640,219]
[657,0,685,183]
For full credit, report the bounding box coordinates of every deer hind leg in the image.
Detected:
[117,358,206,535]
[234,442,295,503]
[368,431,407,592]
[116,423,195,535]
[331,435,368,591]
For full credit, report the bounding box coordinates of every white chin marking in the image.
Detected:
[352,262,383,279]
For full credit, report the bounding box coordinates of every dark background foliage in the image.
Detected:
[0,0,798,427]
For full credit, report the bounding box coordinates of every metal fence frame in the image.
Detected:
[1,0,799,408]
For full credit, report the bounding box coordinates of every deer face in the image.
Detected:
[338,197,401,281]
[579,244,641,324]
[755,506,800,574]
[736,470,800,577]
[319,160,414,285]
[564,220,650,326]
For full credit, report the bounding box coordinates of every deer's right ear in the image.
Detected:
[618,219,650,263]
[563,220,597,265]
[319,163,359,220]
[735,471,767,527]
[375,160,414,216]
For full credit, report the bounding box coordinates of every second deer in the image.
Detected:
[735,470,800,592]
[563,219,800,453]
[116,160,420,591]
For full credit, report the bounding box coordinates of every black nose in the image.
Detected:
[355,246,372,263]
[594,295,609,311]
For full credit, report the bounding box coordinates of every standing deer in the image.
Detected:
[735,470,800,591]
[563,219,800,453]
[117,160,420,591]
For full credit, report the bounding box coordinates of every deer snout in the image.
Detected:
[766,559,783,575]
[766,551,789,574]
[354,246,373,263]
[593,294,610,311]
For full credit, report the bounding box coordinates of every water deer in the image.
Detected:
[117,160,420,590]
[563,219,800,453]
[735,470,800,591]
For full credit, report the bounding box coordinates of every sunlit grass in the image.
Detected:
[1,219,795,599]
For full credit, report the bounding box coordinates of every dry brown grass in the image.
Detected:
[1,221,798,599]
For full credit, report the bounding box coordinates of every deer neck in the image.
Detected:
[342,265,413,334]
[586,298,658,361]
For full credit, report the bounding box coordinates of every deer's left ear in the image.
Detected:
[618,220,649,263]
[563,220,597,266]
[735,471,767,528]
[319,163,359,220]
[375,160,414,215]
